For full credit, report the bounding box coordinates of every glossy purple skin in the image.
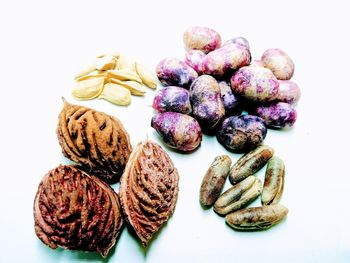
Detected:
[151,112,202,151]
[224,37,250,50]
[156,58,198,88]
[190,75,225,132]
[184,50,205,74]
[152,86,192,114]
[261,48,295,80]
[217,115,267,152]
[202,43,251,77]
[183,26,221,54]
[231,65,279,102]
[276,80,301,104]
[218,81,242,116]
[254,102,297,128]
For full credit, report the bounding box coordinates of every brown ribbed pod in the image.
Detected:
[119,140,179,246]
[33,165,124,258]
[57,99,132,183]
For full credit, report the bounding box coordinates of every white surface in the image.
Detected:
[0,1,349,262]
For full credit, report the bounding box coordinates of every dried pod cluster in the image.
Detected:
[57,100,132,183]
[73,52,157,106]
[34,165,124,258]
[199,146,288,231]
[119,140,179,246]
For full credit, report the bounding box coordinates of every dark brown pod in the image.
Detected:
[57,99,132,183]
[33,165,124,258]
[119,140,179,246]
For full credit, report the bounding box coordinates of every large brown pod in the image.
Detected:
[119,140,179,246]
[57,99,132,183]
[33,165,124,258]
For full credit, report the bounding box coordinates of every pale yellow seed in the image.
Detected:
[96,55,116,71]
[74,63,96,80]
[99,83,131,106]
[72,77,104,100]
[117,55,136,72]
[135,62,157,89]
[109,78,146,96]
[107,69,142,83]
[75,71,107,82]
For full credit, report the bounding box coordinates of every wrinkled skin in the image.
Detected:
[218,81,242,116]
[224,36,250,50]
[261,48,295,80]
[190,75,225,133]
[153,86,192,114]
[217,115,267,152]
[254,102,297,128]
[184,50,205,74]
[183,26,221,53]
[156,58,198,88]
[151,112,202,151]
[202,43,251,77]
[231,65,279,102]
[276,80,301,104]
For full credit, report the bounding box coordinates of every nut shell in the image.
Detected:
[33,165,123,258]
[119,140,179,246]
[57,100,132,183]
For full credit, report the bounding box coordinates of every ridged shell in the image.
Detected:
[119,140,179,246]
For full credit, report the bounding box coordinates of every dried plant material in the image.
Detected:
[119,140,179,246]
[100,83,132,105]
[57,99,132,183]
[107,69,142,83]
[96,55,116,71]
[225,204,288,230]
[214,176,262,215]
[262,156,285,205]
[117,55,136,72]
[72,77,104,100]
[74,63,96,79]
[135,62,157,89]
[75,71,107,82]
[97,51,120,59]
[200,155,232,206]
[229,145,274,184]
[33,165,124,257]
[109,78,146,96]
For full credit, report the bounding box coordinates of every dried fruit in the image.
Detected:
[225,204,289,230]
[262,156,285,205]
[33,165,123,257]
[72,77,104,100]
[152,86,192,114]
[109,78,146,96]
[119,140,179,246]
[74,63,96,80]
[96,55,116,71]
[229,145,274,184]
[75,71,107,82]
[107,69,142,83]
[214,176,262,215]
[200,155,232,206]
[135,62,157,89]
[117,55,136,72]
[57,99,132,183]
[99,83,132,105]
[261,48,295,80]
[254,102,297,128]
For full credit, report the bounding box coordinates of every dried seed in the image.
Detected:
[117,55,136,72]
[96,55,116,71]
[72,77,104,100]
[75,71,107,82]
[229,145,274,184]
[214,176,262,215]
[135,62,157,89]
[109,78,146,96]
[225,204,289,230]
[99,83,131,106]
[74,63,96,79]
[107,69,142,83]
[262,156,285,205]
[200,155,232,206]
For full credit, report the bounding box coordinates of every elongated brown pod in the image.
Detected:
[57,99,132,183]
[119,140,179,246]
[33,165,124,258]
[229,145,274,184]
[262,156,285,205]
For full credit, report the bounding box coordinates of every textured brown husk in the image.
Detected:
[33,165,124,257]
[119,140,179,246]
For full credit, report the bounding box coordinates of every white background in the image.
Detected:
[0,0,349,262]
